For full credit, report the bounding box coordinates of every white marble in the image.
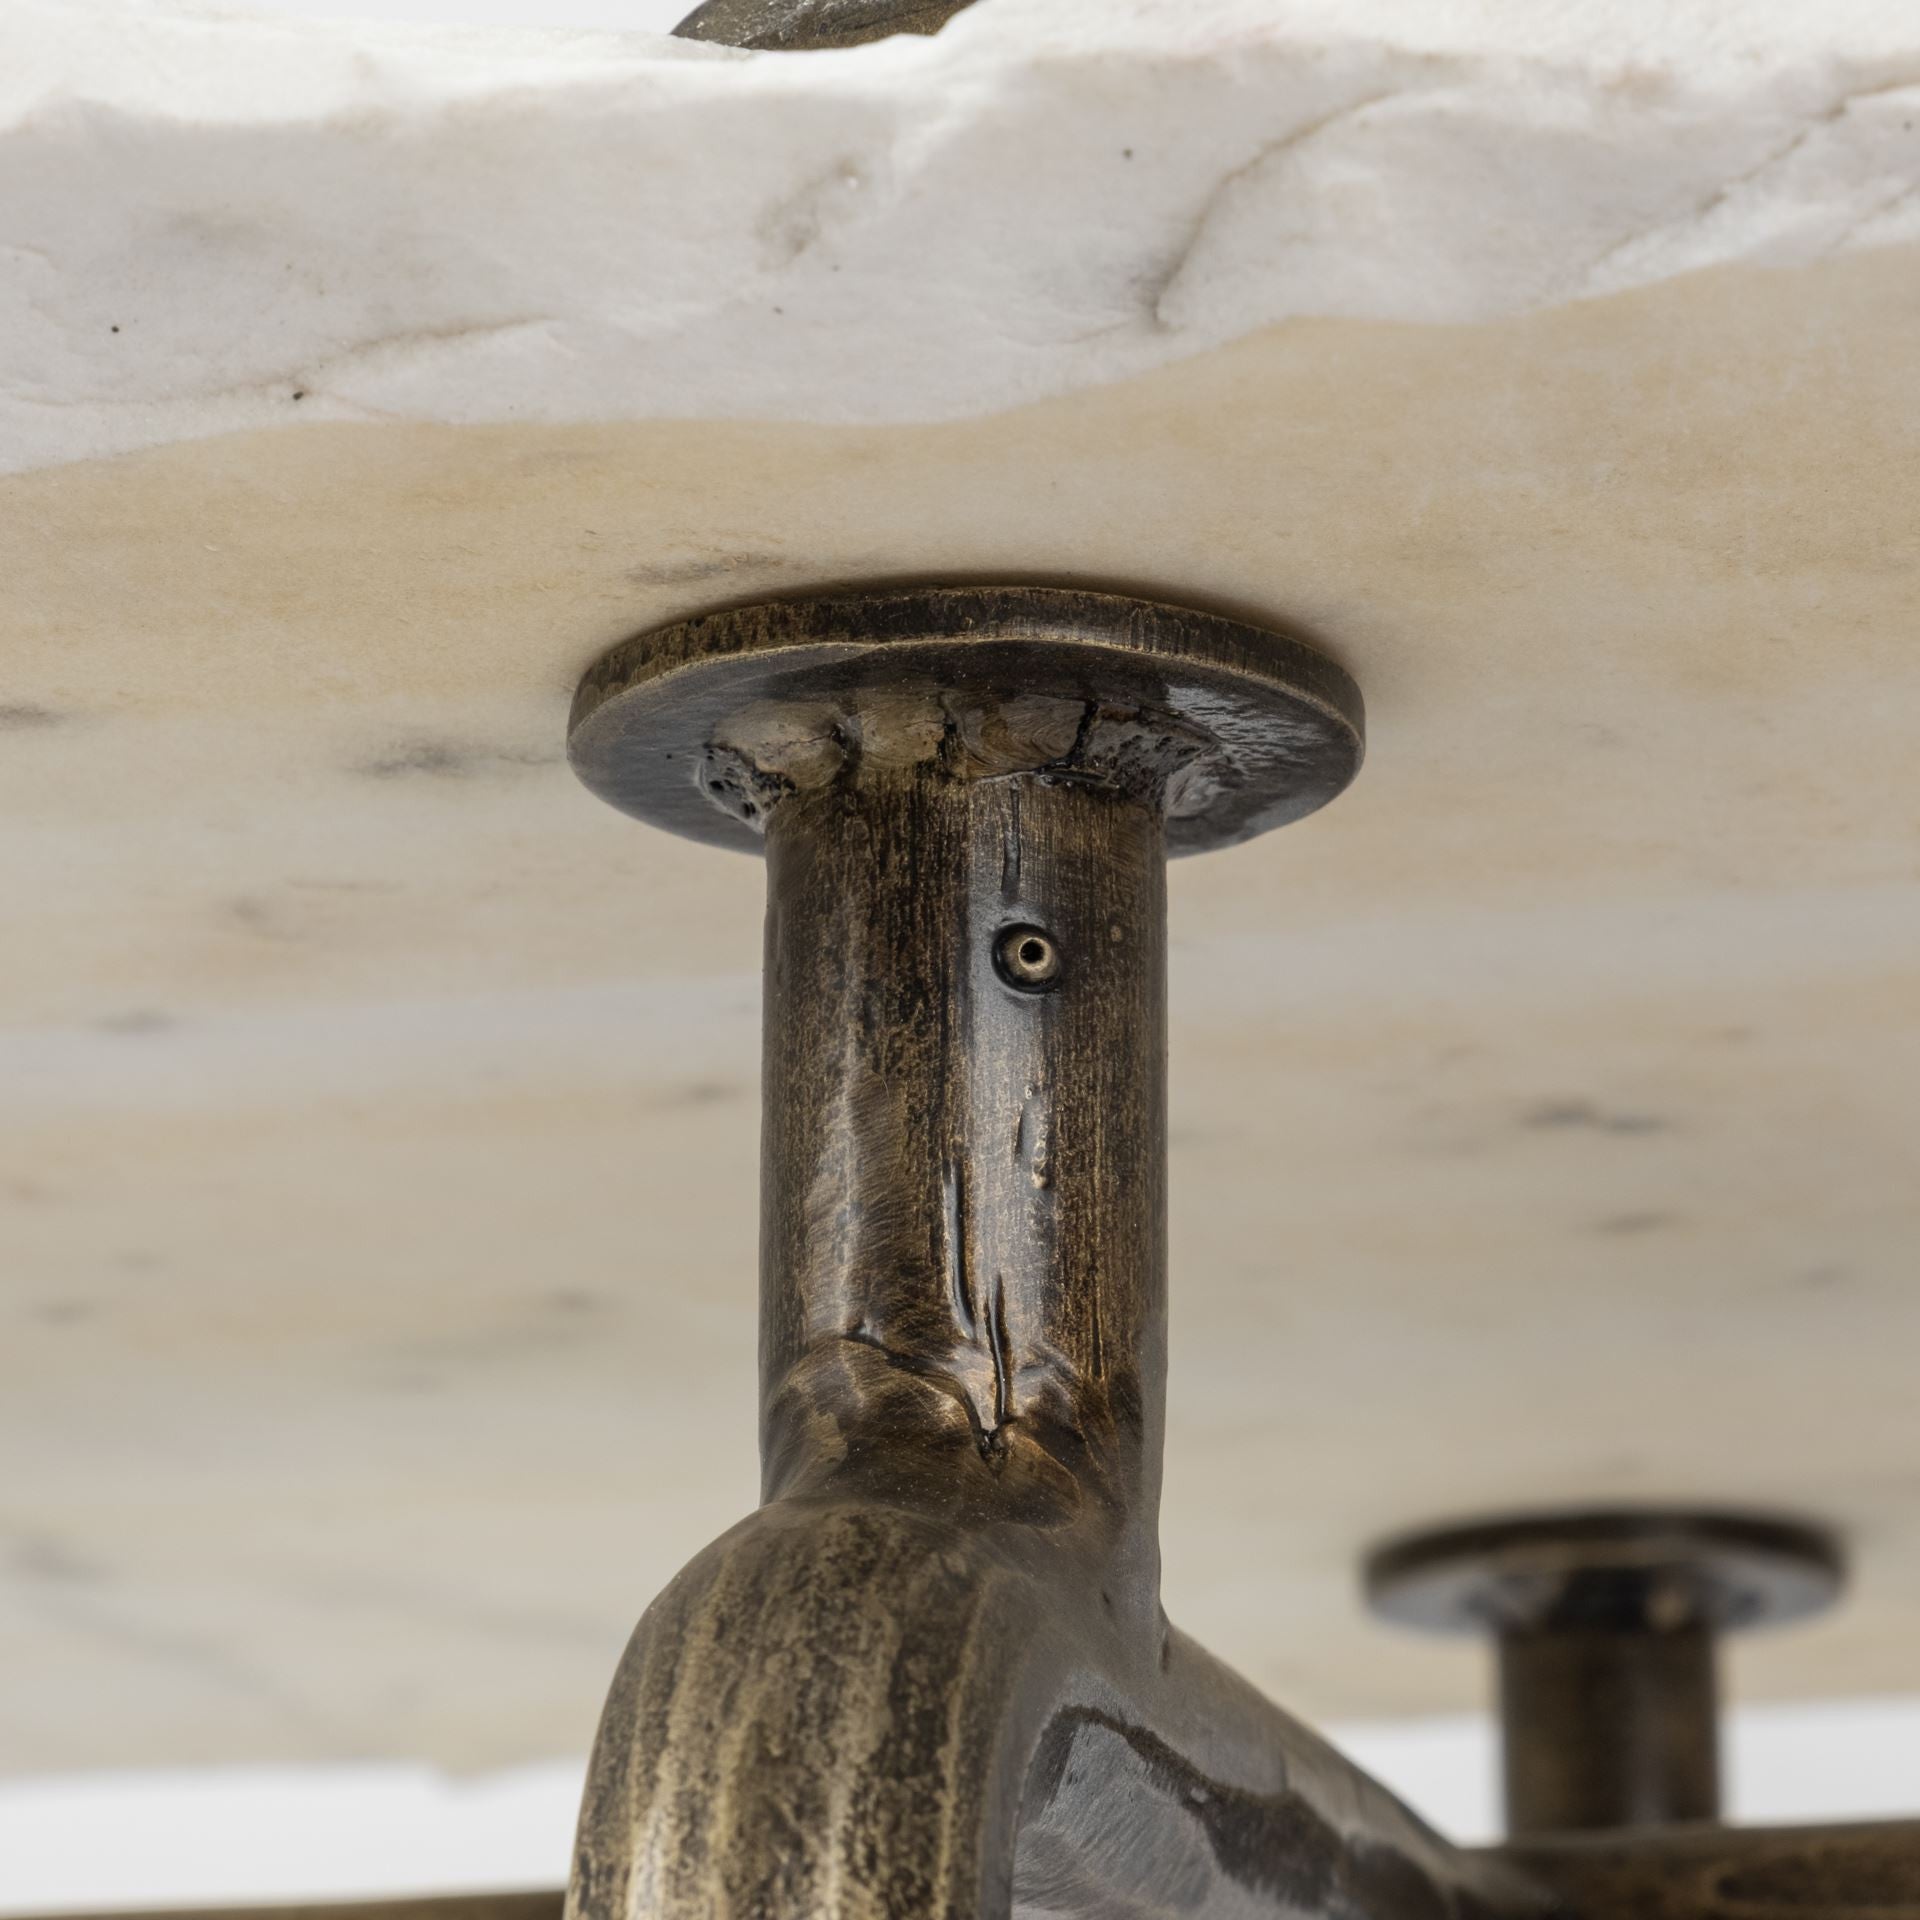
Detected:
[4,0,1918,473]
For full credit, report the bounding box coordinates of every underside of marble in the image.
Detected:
[3,0,1920,1781]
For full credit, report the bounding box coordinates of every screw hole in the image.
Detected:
[996,924,1062,993]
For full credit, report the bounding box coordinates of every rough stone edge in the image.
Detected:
[2,0,1917,476]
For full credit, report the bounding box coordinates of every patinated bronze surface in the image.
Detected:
[1503,1822,1920,1918]
[1368,1511,1845,1840]
[673,0,975,50]
[1497,1628,1722,1837]
[37,1822,1920,1920]
[552,590,1915,1916]
[566,587,1365,857]
[412,578,1920,1920]
[564,589,1541,1919]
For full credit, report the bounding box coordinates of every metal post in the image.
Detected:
[759,765,1169,1585]
[562,587,1551,1919]
[1499,1622,1719,1835]
[1367,1509,1843,1840]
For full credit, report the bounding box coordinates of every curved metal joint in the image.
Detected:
[570,1496,1543,1920]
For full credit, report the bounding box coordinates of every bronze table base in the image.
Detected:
[1368,1509,1845,1840]
[551,587,1920,1919]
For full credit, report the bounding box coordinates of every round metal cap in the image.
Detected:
[1365,1509,1844,1638]
[567,586,1364,857]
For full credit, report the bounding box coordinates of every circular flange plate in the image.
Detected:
[567,586,1363,857]
[1365,1509,1844,1638]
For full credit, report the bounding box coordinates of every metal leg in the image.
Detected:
[552,587,1920,1918]
[561,588,1545,1920]
[1499,1622,1721,1835]
[1367,1509,1843,1838]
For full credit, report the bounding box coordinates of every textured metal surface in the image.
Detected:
[1501,1821,1920,1917]
[35,1823,1920,1920]
[1369,1511,1845,1841]
[674,0,974,51]
[1499,1626,1721,1836]
[1366,1511,1845,1637]
[560,596,1912,1914]
[564,592,1536,1919]
[567,587,1364,857]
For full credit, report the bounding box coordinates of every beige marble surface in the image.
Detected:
[6,242,1919,1773]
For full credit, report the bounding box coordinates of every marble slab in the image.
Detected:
[3,0,1919,1778]
[7,0,1920,471]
